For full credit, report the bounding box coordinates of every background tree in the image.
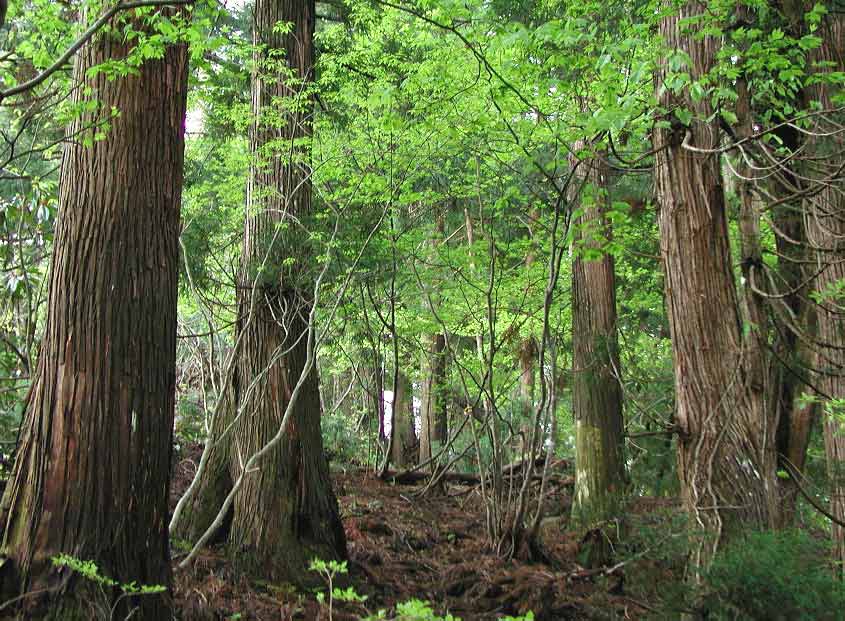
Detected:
[175,0,347,582]
[569,143,626,539]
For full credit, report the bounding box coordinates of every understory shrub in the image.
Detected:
[704,529,845,620]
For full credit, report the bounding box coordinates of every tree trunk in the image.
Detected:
[176,0,346,583]
[653,0,780,573]
[805,11,845,574]
[391,371,417,467]
[419,212,448,468]
[419,334,447,466]
[517,336,537,454]
[0,15,188,619]
[569,147,626,531]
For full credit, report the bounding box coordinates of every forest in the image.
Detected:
[0,0,842,618]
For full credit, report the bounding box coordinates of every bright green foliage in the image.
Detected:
[51,554,166,596]
[309,557,535,620]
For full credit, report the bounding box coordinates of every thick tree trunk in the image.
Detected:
[569,148,626,530]
[0,17,188,619]
[806,12,845,573]
[419,211,448,467]
[177,0,346,583]
[391,371,417,467]
[654,0,780,573]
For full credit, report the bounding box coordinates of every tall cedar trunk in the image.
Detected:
[0,17,188,619]
[177,0,347,581]
[517,336,537,453]
[654,1,779,573]
[391,371,416,467]
[756,3,819,528]
[772,141,817,522]
[419,212,447,467]
[419,334,447,466]
[517,209,539,456]
[806,12,845,572]
[569,147,625,528]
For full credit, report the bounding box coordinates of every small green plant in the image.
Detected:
[309,558,534,621]
[51,554,165,620]
[309,558,366,621]
[703,530,845,620]
[369,599,458,621]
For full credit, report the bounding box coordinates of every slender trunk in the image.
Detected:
[419,334,447,466]
[419,211,447,467]
[0,15,188,618]
[517,208,539,456]
[177,0,346,582]
[518,336,537,454]
[654,0,779,573]
[569,146,625,531]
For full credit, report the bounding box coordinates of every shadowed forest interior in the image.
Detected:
[0,0,843,619]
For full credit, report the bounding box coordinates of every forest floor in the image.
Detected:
[172,445,670,621]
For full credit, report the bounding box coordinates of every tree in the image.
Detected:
[569,145,625,536]
[804,9,845,573]
[391,371,417,467]
[176,0,347,582]
[653,0,780,573]
[419,212,448,467]
[419,333,447,466]
[0,9,189,618]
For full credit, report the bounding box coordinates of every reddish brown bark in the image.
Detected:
[569,147,625,528]
[0,16,189,619]
[176,0,346,582]
[805,11,845,572]
[653,1,780,571]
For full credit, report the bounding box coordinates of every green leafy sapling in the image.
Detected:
[310,558,367,621]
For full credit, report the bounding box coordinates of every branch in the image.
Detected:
[0,0,193,102]
[782,460,845,528]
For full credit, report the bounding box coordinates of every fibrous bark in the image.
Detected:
[419,333,447,466]
[176,0,346,583]
[654,0,780,572]
[569,147,626,530]
[805,11,845,573]
[0,13,188,618]
[391,371,417,467]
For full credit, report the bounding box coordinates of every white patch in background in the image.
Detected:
[186,107,204,134]
[381,389,422,437]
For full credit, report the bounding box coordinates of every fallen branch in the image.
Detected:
[379,468,573,487]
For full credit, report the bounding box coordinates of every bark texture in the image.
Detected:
[569,148,626,528]
[0,18,188,619]
[177,0,346,582]
[805,11,845,572]
[391,371,417,467]
[419,334,447,466]
[517,336,537,455]
[653,1,780,572]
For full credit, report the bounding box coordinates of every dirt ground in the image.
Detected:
[172,447,657,620]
